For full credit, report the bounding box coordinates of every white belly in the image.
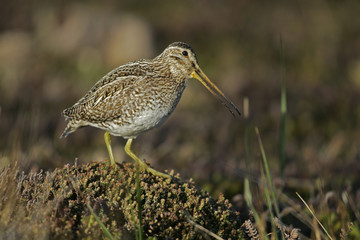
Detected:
[89,107,172,139]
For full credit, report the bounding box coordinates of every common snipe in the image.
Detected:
[61,42,240,178]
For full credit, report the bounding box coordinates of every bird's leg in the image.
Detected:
[104,131,116,165]
[124,138,170,179]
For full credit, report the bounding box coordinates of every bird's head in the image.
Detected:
[158,42,241,117]
[159,42,199,78]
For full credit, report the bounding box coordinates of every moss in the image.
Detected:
[2,162,250,239]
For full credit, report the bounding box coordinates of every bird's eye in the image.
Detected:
[182,51,188,56]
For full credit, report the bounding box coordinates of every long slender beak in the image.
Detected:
[191,68,241,117]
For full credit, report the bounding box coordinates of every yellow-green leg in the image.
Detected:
[124,138,170,179]
[104,131,116,166]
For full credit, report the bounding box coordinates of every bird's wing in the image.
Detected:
[63,61,155,122]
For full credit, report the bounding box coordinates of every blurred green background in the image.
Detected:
[1,0,359,197]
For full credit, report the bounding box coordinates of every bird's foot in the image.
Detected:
[138,161,171,179]
[124,138,170,179]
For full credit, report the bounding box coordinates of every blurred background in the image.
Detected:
[0,0,359,198]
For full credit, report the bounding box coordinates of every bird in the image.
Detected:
[61,42,241,178]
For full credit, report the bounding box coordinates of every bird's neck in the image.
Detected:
[153,55,187,82]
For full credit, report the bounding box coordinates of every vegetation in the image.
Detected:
[0,162,247,239]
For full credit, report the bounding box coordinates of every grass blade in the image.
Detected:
[243,97,252,205]
[296,192,333,240]
[255,127,285,240]
[186,216,225,240]
[260,165,278,239]
[87,204,115,240]
[279,37,287,177]
[243,98,268,239]
[135,166,143,240]
[255,127,281,216]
